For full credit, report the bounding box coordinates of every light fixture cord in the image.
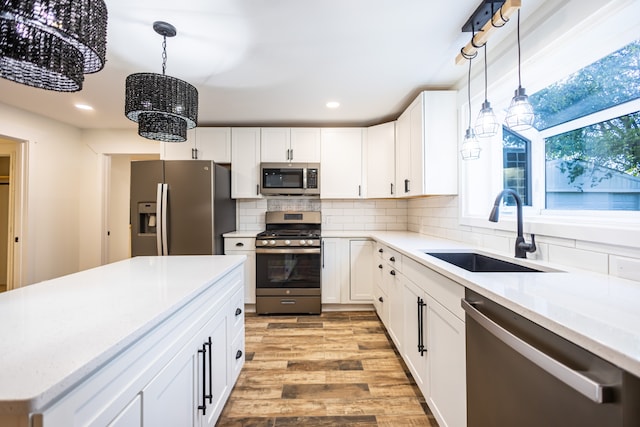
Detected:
[162,36,168,76]
[483,44,488,103]
[467,57,472,128]
[517,9,522,89]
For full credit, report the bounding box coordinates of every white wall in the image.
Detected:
[0,102,83,285]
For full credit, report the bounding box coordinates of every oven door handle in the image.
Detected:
[256,248,321,254]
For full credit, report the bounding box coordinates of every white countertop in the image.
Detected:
[0,255,245,415]
[223,231,259,238]
[364,231,640,378]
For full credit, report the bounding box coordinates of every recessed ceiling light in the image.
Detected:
[326,101,340,109]
[74,103,94,111]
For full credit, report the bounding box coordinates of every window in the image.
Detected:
[511,39,640,211]
[502,127,531,206]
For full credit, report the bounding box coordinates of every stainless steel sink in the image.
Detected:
[425,252,544,273]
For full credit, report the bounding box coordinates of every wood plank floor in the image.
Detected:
[216,311,439,427]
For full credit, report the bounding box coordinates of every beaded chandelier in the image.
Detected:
[124,21,198,143]
[0,0,108,92]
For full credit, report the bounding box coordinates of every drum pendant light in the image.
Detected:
[504,10,534,131]
[125,21,198,143]
[0,0,108,92]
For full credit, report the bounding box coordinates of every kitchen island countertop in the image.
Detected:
[0,255,245,415]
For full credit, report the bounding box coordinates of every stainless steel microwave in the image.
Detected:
[260,163,320,196]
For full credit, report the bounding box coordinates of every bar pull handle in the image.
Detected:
[235,242,244,247]
[417,297,426,356]
[197,343,207,414]
[290,149,293,161]
[192,147,198,160]
[236,350,243,360]
[322,240,325,268]
[461,299,614,404]
[235,307,242,316]
[404,179,410,193]
[358,185,362,197]
[280,300,296,305]
[390,183,394,195]
[155,183,163,256]
[256,184,260,196]
[161,184,168,255]
[205,337,213,404]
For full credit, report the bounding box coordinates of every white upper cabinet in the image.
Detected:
[231,128,262,199]
[260,128,320,163]
[395,91,458,197]
[320,128,364,199]
[162,128,231,163]
[366,122,396,198]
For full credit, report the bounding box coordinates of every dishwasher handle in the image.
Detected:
[461,298,614,404]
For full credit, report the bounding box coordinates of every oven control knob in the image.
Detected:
[261,240,269,246]
[307,240,316,246]
[284,240,291,246]
[299,240,307,246]
[269,240,276,246]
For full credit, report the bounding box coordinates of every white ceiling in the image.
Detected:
[0,0,527,130]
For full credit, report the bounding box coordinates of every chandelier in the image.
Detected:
[124,21,198,143]
[0,0,108,92]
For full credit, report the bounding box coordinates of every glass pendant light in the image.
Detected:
[460,57,481,160]
[474,44,499,138]
[505,10,534,131]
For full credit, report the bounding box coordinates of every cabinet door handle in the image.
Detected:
[389,256,395,262]
[390,183,394,195]
[417,297,427,356]
[256,184,260,196]
[358,185,362,197]
[192,147,198,160]
[236,349,243,360]
[235,307,242,316]
[390,270,396,276]
[378,296,384,303]
[405,179,410,193]
[290,149,293,161]
[322,240,325,268]
[235,242,244,247]
[206,337,213,404]
[378,248,383,253]
[378,264,383,269]
[197,342,208,415]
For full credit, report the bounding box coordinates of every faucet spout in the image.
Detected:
[488,189,536,259]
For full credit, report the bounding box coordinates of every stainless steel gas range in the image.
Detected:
[255,211,321,315]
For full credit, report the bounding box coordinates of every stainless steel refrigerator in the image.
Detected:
[130,160,236,256]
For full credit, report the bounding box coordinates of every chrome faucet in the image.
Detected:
[489,189,536,259]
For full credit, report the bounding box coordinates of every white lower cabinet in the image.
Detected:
[224,237,257,304]
[402,277,428,392]
[322,238,373,305]
[36,267,245,427]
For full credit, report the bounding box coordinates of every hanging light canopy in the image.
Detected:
[125,21,198,143]
[504,9,534,131]
[460,56,481,160]
[474,44,499,138]
[0,0,108,92]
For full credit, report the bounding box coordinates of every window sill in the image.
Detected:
[460,213,640,250]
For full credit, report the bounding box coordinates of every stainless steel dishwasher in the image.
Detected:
[462,289,640,427]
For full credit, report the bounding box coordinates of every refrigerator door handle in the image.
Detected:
[156,183,163,256]
[161,183,169,255]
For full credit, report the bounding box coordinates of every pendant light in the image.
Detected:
[504,9,534,131]
[125,21,198,143]
[0,0,108,92]
[460,56,481,160]
[474,44,499,138]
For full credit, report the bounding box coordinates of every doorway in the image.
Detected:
[0,137,25,292]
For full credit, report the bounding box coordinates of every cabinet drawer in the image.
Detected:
[224,237,255,252]
[404,257,464,320]
[376,244,402,270]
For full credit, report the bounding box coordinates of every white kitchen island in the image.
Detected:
[0,255,246,427]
